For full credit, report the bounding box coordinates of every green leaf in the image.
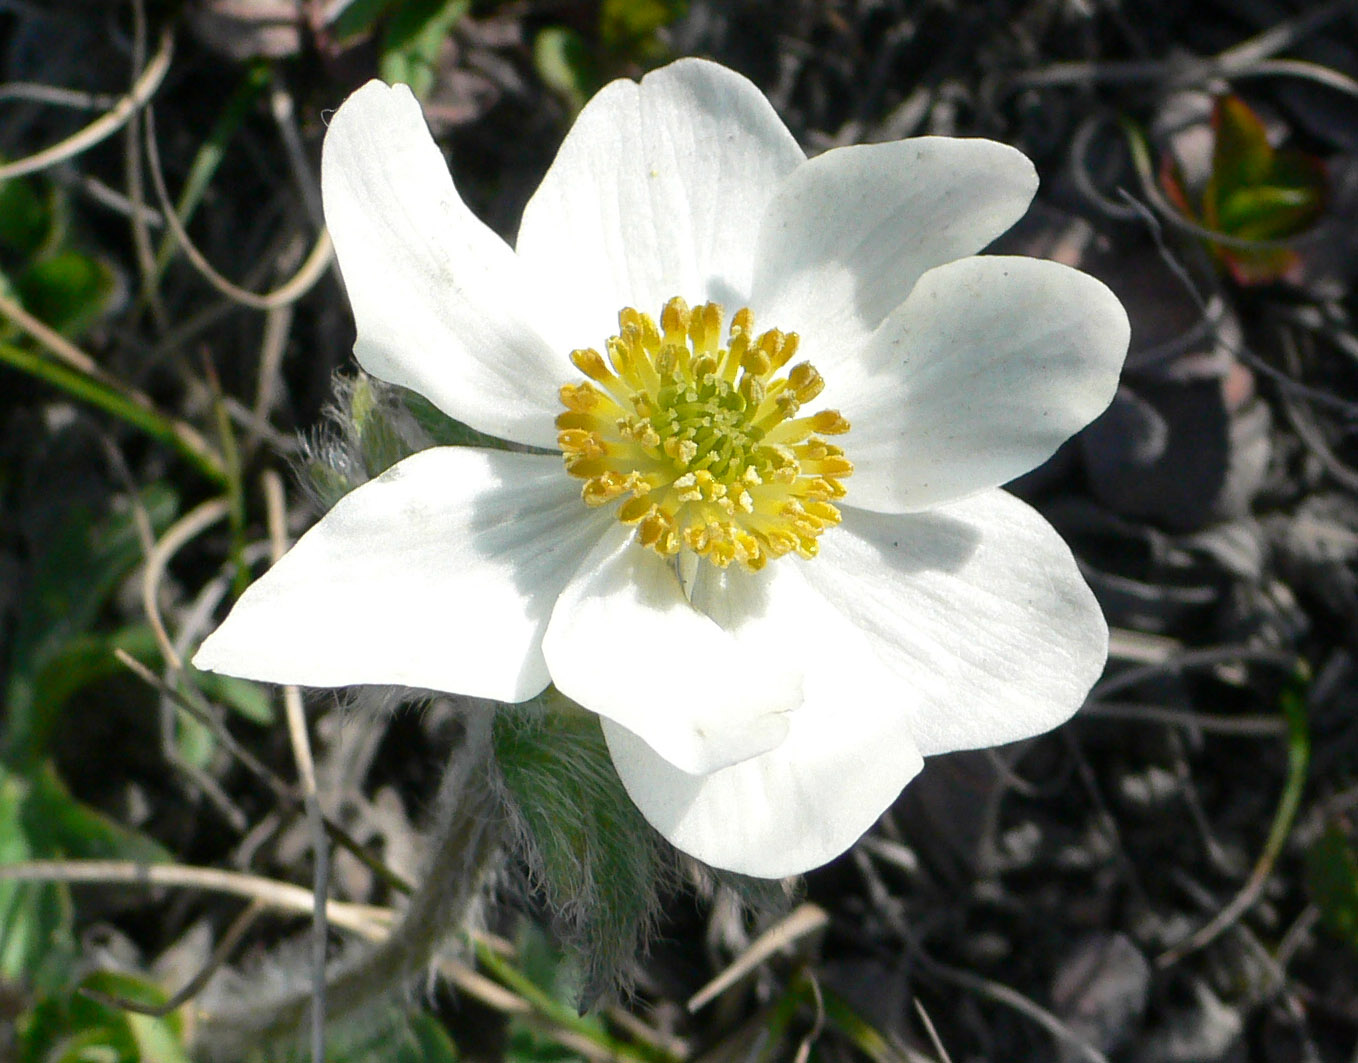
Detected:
[500,929,599,1062]
[17,970,188,1063]
[0,176,53,260]
[0,342,227,484]
[152,65,271,285]
[128,1011,195,1063]
[533,26,593,113]
[0,767,76,987]
[1194,94,1327,285]
[0,759,169,988]
[14,249,115,337]
[21,763,171,866]
[1213,144,1324,243]
[175,709,215,771]
[391,1012,461,1063]
[17,622,243,779]
[31,1025,134,1063]
[351,375,420,477]
[299,448,363,512]
[599,0,687,54]
[1207,95,1275,207]
[194,672,275,726]
[379,0,471,100]
[1217,183,1321,237]
[300,375,468,510]
[269,1006,460,1063]
[494,696,670,1007]
[820,983,902,1063]
[330,0,402,40]
[1307,827,1358,949]
[506,1023,589,1063]
[25,626,159,759]
[4,484,178,769]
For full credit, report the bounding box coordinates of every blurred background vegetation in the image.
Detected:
[2,1,1358,1061]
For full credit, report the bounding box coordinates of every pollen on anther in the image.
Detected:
[557,296,853,571]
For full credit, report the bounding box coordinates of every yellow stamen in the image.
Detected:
[557,297,852,571]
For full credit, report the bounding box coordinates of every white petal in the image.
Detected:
[322,81,563,448]
[515,58,805,351]
[805,492,1107,757]
[838,255,1129,512]
[542,527,801,775]
[602,562,923,878]
[752,138,1037,366]
[193,448,608,701]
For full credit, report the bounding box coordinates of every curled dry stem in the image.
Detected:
[142,498,232,671]
[143,103,334,312]
[0,23,174,181]
[81,900,267,1019]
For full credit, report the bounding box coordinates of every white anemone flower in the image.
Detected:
[194,58,1129,879]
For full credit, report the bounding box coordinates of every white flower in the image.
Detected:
[193,59,1129,878]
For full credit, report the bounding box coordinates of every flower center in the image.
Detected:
[557,297,852,571]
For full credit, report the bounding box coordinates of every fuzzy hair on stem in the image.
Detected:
[192,706,502,1060]
[492,696,683,1011]
[294,373,434,513]
[294,371,512,515]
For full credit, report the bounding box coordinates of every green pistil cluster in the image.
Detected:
[651,376,772,483]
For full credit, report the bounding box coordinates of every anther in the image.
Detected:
[661,297,690,344]
[559,382,601,412]
[558,297,851,570]
[787,362,824,402]
[805,410,846,434]
[571,347,612,381]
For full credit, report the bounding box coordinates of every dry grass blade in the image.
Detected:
[0,860,392,940]
[1007,0,1349,91]
[1212,0,1351,67]
[0,82,121,108]
[258,467,329,1063]
[1092,645,1299,700]
[688,903,829,1012]
[1157,681,1311,967]
[920,958,1111,1063]
[1084,702,1287,736]
[113,647,415,896]
[1276,327,1358,493]
[6,3,1357,1058]
[127,0,165,331]
[1228,59,1358,97]
[0,290,227,480]
[912,999,953,1063]
[262,469,318,793]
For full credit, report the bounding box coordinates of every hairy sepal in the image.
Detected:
[296,373,433,511]
[493,692,676,1009]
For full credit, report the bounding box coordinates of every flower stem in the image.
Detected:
[194,708,502,1059]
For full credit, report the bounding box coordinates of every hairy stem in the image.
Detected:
[194,709,501,1059]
